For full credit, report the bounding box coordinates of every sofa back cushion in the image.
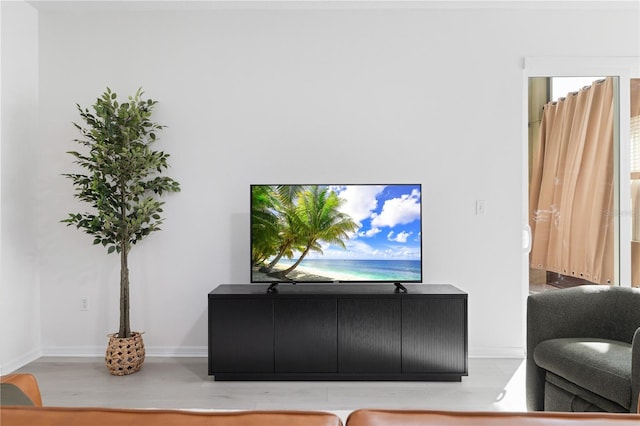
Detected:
[345,409,640,425]
[0,407,343,426]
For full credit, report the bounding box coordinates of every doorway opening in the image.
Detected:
[528,76,618,293]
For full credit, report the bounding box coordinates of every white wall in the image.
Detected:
[0,0,40,373]
[2,2,639,368]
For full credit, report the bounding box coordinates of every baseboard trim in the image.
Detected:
[42,346,208,357]
[0,349,42,375]
[144,346,208,357]
[469,346,525,358]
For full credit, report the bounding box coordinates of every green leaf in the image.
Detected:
[107,246,116,254]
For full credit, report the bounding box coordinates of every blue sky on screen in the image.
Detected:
[305,184,422,260]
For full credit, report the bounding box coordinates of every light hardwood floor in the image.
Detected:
[12,356,527,420]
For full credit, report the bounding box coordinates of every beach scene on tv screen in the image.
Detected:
[251,184,422,283]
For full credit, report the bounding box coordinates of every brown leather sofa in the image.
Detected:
[1,374,342,426]
[3,374,640,425]
[1,407,343,426]
[346,409,640,425]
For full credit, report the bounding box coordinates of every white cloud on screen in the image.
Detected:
[371,188,421,228]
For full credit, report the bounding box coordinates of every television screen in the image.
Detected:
[251,184,422,283]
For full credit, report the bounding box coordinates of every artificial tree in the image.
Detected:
[63,87,180,374]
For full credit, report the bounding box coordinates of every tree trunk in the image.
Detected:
[119,239,131,338]
[279,245,312,276]
[119,187,131,339]
[262,249,285,273]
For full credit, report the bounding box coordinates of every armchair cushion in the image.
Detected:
[534,338,632,410]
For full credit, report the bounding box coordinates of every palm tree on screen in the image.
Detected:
[276,186,358,277]
[257,185,306,273]
[251,185,281,265]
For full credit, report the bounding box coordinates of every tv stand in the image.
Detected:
[208,284,467,381]
[394,282,407,293]
[266,281,297,294]
[266,282,278,293]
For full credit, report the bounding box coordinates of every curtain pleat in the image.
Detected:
[529,78,614,285]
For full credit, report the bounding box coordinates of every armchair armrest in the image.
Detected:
[632,327,640,413]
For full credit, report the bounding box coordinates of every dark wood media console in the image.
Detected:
[208,284,468,381]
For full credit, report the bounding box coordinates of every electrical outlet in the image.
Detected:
[80,297,89,311]
[476,199,486,215]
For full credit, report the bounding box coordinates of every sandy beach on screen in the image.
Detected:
[252,263,363,282]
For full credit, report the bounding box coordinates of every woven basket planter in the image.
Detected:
[105,332,146,376]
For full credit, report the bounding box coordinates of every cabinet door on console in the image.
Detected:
[209,299,274,373]
[274,299,337,373]
[338,298,401,373]
[402,298,467,374]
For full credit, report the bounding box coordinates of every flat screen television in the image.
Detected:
[251,184,422,286]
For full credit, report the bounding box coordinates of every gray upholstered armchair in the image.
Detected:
[527,285,640,413]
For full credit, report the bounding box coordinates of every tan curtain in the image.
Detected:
[529,77,614,285]
[630,79,640,287]
[632,79,640,118]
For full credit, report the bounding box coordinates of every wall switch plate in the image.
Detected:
[476,199,486,215]
[80,297,89,311]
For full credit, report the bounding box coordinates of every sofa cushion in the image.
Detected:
[533,338,632,410]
